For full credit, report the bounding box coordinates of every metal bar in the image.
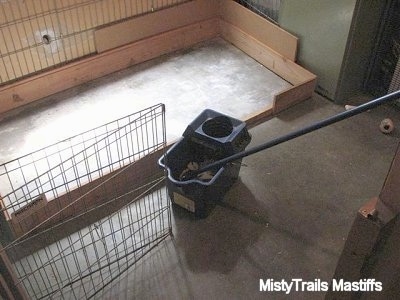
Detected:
[189,90,400,178]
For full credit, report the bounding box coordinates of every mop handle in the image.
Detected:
[190,90,400,177]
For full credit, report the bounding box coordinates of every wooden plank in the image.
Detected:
[0,18,220,116]
[243,105,274,129]
[273,78,316,114]
[95,0,219,53]
[221,20,316,114]
[221,20,314,85]
[220,0,298,61]
[327,197,382,300]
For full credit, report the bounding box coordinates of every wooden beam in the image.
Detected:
[0,18,220,116]
[219,0,298,61]
[95,0,219,53]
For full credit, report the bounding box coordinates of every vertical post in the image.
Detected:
[0,195,15,246]
[0,194,26,299]
[0,244,29,300]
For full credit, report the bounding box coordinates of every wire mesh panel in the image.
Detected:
[236,0,281,23]
[0,103,171,299]
[0,0,190,85]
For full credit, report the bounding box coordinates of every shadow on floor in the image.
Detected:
[172,178,269,275]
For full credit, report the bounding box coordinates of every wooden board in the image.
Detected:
[95,0,219,53]
[0,18,220,115]
[327,197,382,300]
[221,20,313,85]
[243,105,274,128]
[220,20,316,114]
[274,78,317,114]
[219,0,298,61]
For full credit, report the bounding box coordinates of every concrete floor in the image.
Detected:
[1,37,400,299]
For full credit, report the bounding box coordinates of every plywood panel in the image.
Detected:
[220,0,298,61]
[95,0,219,53]
[221,20,314,85]
[220,20,315,114]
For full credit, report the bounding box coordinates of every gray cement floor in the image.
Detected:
[1,37,400,299]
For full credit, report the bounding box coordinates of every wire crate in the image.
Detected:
[0,103,171,299]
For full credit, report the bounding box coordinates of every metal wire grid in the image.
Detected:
[0,0,190,85]
[0,103,172,299]
[236,0,281,24]
[13,186,170,299]
[0,103,164,214]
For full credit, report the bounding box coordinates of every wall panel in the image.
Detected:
[0,0,189,85]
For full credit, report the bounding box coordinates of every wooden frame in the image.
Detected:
[0,0,316,121]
